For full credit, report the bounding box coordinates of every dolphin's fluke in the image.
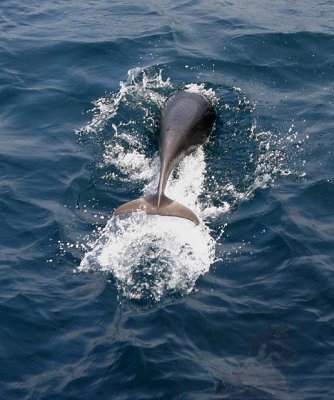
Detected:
[114,194,199,225]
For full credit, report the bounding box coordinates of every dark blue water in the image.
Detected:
[1,1,334,398]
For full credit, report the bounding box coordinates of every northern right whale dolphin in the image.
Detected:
[114,90,216,224]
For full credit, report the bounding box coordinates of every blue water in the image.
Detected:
[1,1,334,398]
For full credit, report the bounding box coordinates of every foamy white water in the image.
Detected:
[79,212,215,301]
[79,146,220,301]
[75,67,300,301]
[76,67,171,136]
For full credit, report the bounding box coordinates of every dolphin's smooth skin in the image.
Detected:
[114,91,216,224]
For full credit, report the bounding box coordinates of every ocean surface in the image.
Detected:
[1,1,334,398]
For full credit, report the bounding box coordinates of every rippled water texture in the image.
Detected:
[1,1,334,399]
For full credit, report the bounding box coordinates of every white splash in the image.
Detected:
[75,68,298,301]
[79,148,220,301]
[76,70,225,301]
[103,141,155,182]
[184,83,218,105]
[76,67,171,136]
[79,212,215,301]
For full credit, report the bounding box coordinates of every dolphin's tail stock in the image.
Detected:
[114,194,199,225]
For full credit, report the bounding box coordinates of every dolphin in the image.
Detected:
[114,90,216,224]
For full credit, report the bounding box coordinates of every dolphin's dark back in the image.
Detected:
[114,91,216,224]
[158,92,216,201]
[160,91,215,155]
